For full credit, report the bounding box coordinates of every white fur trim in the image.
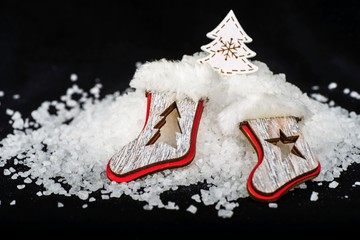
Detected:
[130,53,220,101]
[130,54,312,136]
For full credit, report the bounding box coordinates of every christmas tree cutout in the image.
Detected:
[146,102,182,149]
[198,10,258,75]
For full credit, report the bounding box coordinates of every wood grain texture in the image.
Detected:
[109,91,198,176]
[243,116,320,195]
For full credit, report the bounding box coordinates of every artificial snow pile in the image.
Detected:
[1,53,360,218]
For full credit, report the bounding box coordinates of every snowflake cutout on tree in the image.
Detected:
[218,38,241,60]
[198,10,258,75]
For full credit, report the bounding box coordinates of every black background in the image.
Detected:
[0,0,360,235]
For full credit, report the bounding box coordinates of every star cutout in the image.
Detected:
[265,129,305,159]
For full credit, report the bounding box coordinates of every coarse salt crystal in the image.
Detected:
[101,195,109,200]
[328,82,337,90]
[58,202,64,208]
[143,204,153,211]
[24,177,32,184]
[11,173,19,179]
[310,191,319,201]
[310,93,328,102]
[3,169,11,176]
[191,194,201,203]
[89,197,96,202]
[311,85,319,91]
[350,91,360,100]
[218,209,233,218]
[77,191,89,200]
[17,184,25,190]
[268,203,278,208]
[135,62,142,68]
[329,181,339,189]
[165,201,179,210]
[70,73,78,82]
[10,200,16,205]
[186,205,197,214]
[5,109,14,116]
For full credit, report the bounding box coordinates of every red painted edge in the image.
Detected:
[106,97,204,183]
[143,92,151,130]
[241,124,321,202]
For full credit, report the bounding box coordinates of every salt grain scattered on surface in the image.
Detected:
[191,194,201,203]
[58,202,64,208]
[11,173,19,180]
[10,200,16,205]
[17,184,25,190]
[77,191,89,200]
[13,94,20,100]
[164,201,179,210]
[135,62,142,68]
[5,109,14,115]
[101,195,109,200]
[329,181,339,189]
[187,205,198,214]
[268,203,278,208]
[310,93,328,103]
[3,169,11,176]
[328,82,337,90]
[311,85,319,91]
[70,73,78,82]
[0,91,4,97]
[143,205,153,211]
[343,88,350,94]
[350,91,360,100]
[0,54,359,217]
[89,197,96,202]
[24,177,32,184]
[82,204,88,209]
[218,209,233,218]
[310,191,319,202]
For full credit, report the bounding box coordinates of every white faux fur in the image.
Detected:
[130,53,220,101]
[130,54,312,136]
[212,61,311,135]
